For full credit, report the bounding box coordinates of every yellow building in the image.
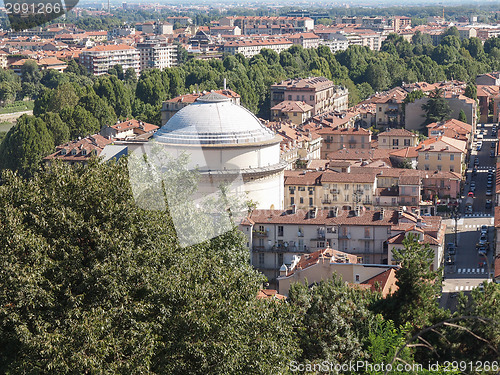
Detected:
[315,127,372,159]
[378,128,419,149]
[270,100,313,125]
[416,136,466,174]
[284,170,376,210]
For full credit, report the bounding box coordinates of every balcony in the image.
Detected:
[252,229,268,237]
[330,189,339,194]
[322,199,332,204]
[338,233,351,239]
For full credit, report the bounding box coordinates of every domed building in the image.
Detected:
[153,92,286,209]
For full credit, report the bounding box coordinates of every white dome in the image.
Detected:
[154,93,276,145]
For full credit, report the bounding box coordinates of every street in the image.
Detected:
[440,123,496,310]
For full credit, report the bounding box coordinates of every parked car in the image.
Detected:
[486,199,492,209]
[477,143,482,151]
[490,150,495,158]
[479,234,487,245]
[481,225,488,235]
[447,243,456,255]
[468,191,475,198]
[486,189,492,196]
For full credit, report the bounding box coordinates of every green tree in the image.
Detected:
[443,26,460,38]
[422,89,452,124]
[458,109,468,123]
[374,233,447,330]
[465,83,477,100]
[124,67,138,85]
[288,276,377,366]
[40,112,70,145]
[0,114,54,176]
[0,160,300,374]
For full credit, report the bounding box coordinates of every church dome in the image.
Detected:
[154,92,276,145]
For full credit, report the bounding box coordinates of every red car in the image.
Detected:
[468,192,474,198]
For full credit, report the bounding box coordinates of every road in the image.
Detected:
[440,123,496,310]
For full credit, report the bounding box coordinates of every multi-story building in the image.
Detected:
[284,170,377,210]
[315,127,372,158]
[270,101,313,125]
[377,128,419,150]
[416,136,467,174]
[426,119,472,145]
[219,16,314,35]
[240,206,445,284]
[318,33,349,53]
[9,57,67,74]
[79,44,140,76]
[287,32,320,49]
[44,134,113,165]
[270,77,348,116]
[100,119,158,140]
[222,38,293,58]
[364,87,407,127]
[160,89,241,125]
[277,247,398,297]
[136,38,177,71]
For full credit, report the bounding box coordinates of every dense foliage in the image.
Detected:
[0,160,498,372]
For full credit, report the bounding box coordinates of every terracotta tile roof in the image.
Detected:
[364,87,407,104]
[166,89,240,103]
[494,206,500,228]
[271,100,313,113]
[284,170,376,185]
[44,134,112,161]
[316,126,370,135]
[272,76,334,90]
[360,268,398,296]
[287,248,359,276]
[257,289,286,300]
[389,146,419,158]
[379,128,417,137]
[418,136,467,153]
[84,44,135,52]
[111,119,158,134]
[326,148,393,162]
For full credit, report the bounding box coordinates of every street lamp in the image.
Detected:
[450,203,460,247]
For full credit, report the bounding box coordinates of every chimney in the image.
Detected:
[223,78,227,90]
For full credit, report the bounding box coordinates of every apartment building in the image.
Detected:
[286,32,320,49]
[219,16,314,35]
[284,170,377,210]
[265,121,322,169]
[222,38,293,58]
[277,248,398,297]
[426,119,472,145]
[9,57,67,74]
[136,39,177,71]
[270,101,313,125]
[315,127,372,158]
[44,134,113,165]
[417,136,467,174]
[240,206,445,284]
[79,44,140,76]
[377,128,419,150]
[365,87,407,127]
[270,77,348,117]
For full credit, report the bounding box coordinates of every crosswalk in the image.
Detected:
[457,268,487,274]
[464,212,492,218]
[454,285,480,291]
[462,224,488,229]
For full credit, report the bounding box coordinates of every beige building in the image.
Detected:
[270,100,313,125]
[270,77,348,116]
[240,206,445,285]
[277,248,399,297]
[284,170,376,210]
[416,136,467,174]
[136,38,177,71]
[79,44,139,76]
[222,39,293,58]
[364,87,407,127]
[315,127,372,158]
[378,128,419,149]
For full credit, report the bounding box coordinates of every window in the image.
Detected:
[437,165,442,171]
[290,197,294,205]
[450,154,454,161]
[308,187,314,195]
[391,198,397,205]
[412,187,417,194]
[392,139,399,146]
[364,241,370,252]
[300,197,304,204]
[278,253,283,265]
[296,95,300,100]
[298,186,305,191]
[401,186,406,195]
[378,107,382,112]
[382,138,386,143]
[450,166,454,172]
[412,197,416,203]
[404,139,410,146]
[310,95,314,101]
[288,95,292,100]
[344,195,349,202]
[293,112,297,116]
[364,227,370,238]
[278,226,284,236]
[309,197,313,206]
[425,153,429,160]
[327,226,335,233]
[424,164,429,170]
[258,253,264,265]
[258,225,264,232]
[355,274,360,282]
[289,186,295,194]
[344,184,349,190]
[317,241,325,248]
[437,153,441,161]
